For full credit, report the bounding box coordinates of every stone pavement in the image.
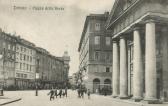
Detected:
[0,95,21,106]
[1,90,168,106]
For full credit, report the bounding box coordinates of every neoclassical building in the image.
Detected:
[107,0,168,103]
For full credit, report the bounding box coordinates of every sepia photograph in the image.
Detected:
[0,0,168,106]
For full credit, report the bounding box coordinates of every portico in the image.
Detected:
[107,0,168,103]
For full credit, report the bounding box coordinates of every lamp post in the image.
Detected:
[35,72,39,96]
[0,54,4,96]
[35,58,40,96]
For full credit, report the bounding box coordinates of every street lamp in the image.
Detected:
[35,72,39,96]
[35,58,40,96]
[0,54,4,96]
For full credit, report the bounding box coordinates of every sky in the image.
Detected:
[0,0,115,76]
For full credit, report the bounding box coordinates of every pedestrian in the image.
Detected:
[58,88,62,98]
[48,88,55,101]
[55,87,58,98]
[65,87,68,98]
[77,88,80,98]
[81,88,84,98]
[62,89,65,98]
[87,89,91,99]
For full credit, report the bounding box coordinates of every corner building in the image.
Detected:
[107,0,168,103]
[78,12,112,93]
[0,31,16,87]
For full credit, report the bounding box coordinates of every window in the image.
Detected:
[16,46,19,51]
[30,57,32,62]
[24,74,27,78]
[23,63,25,70]
[105,52,110,61]
[94,51,99,60]
[20,54,22,60]
[20,63,22,69]
[21,74,23,78]
[24,55,26,61]
[12,46,15,51]
[21,47,23,52]
[12,54,15,59]
[95,23,100,31]
[105,37,111,45]
[27,64,29,70]
[94,36,100,45]
[106,67,110,72]
[30,65,32,71]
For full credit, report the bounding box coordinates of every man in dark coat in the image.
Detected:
[58,88,62,98]
[48,88,55,101]
[55,87,58,98]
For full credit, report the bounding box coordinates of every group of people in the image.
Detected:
[48,85,91,101]
[48,87,68,101]
[77,87,91,99]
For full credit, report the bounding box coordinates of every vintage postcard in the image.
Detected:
[0,0,167,106]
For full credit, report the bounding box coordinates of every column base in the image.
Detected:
[119,95,130,99]
[143,98,162,104]
[112,95,118,98]
[131,96,143,102]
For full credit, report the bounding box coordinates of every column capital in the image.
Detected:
[120,36,125,39]
[132,24,143,31]
[145,19,156,24]
[112,40,117,43]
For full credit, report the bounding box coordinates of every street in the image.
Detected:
[3,90,139,106]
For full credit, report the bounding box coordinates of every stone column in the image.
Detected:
[133,27,143,101]
[161,27,168,101]
[112,40,120,97]
[145,20,158,103]
[119,37,128,99]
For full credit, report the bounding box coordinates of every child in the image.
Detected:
[87,89,91,99]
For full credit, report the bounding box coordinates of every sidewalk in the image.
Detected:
[0,95,21,106]
[94,94,168,106]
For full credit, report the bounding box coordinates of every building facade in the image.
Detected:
[78,12,112,93]
[0,30,16,88]
[107,0,168,103]
[14,37,36,89]
[35,47,70,89]
[0,30,70,90]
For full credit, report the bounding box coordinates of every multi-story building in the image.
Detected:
[78,12,112,93]
[0,30,16,87]
[62,51,70,82]
[15,36,36,89]
[36,47,70,89]
[0,29,70,90]
[107,0,168,103]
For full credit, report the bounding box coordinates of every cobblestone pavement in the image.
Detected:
[3,90,168,106]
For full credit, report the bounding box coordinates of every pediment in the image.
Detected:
[107,0,139,26]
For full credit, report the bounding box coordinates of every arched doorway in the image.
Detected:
[103,79,112,95]
[93,78,100,93]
